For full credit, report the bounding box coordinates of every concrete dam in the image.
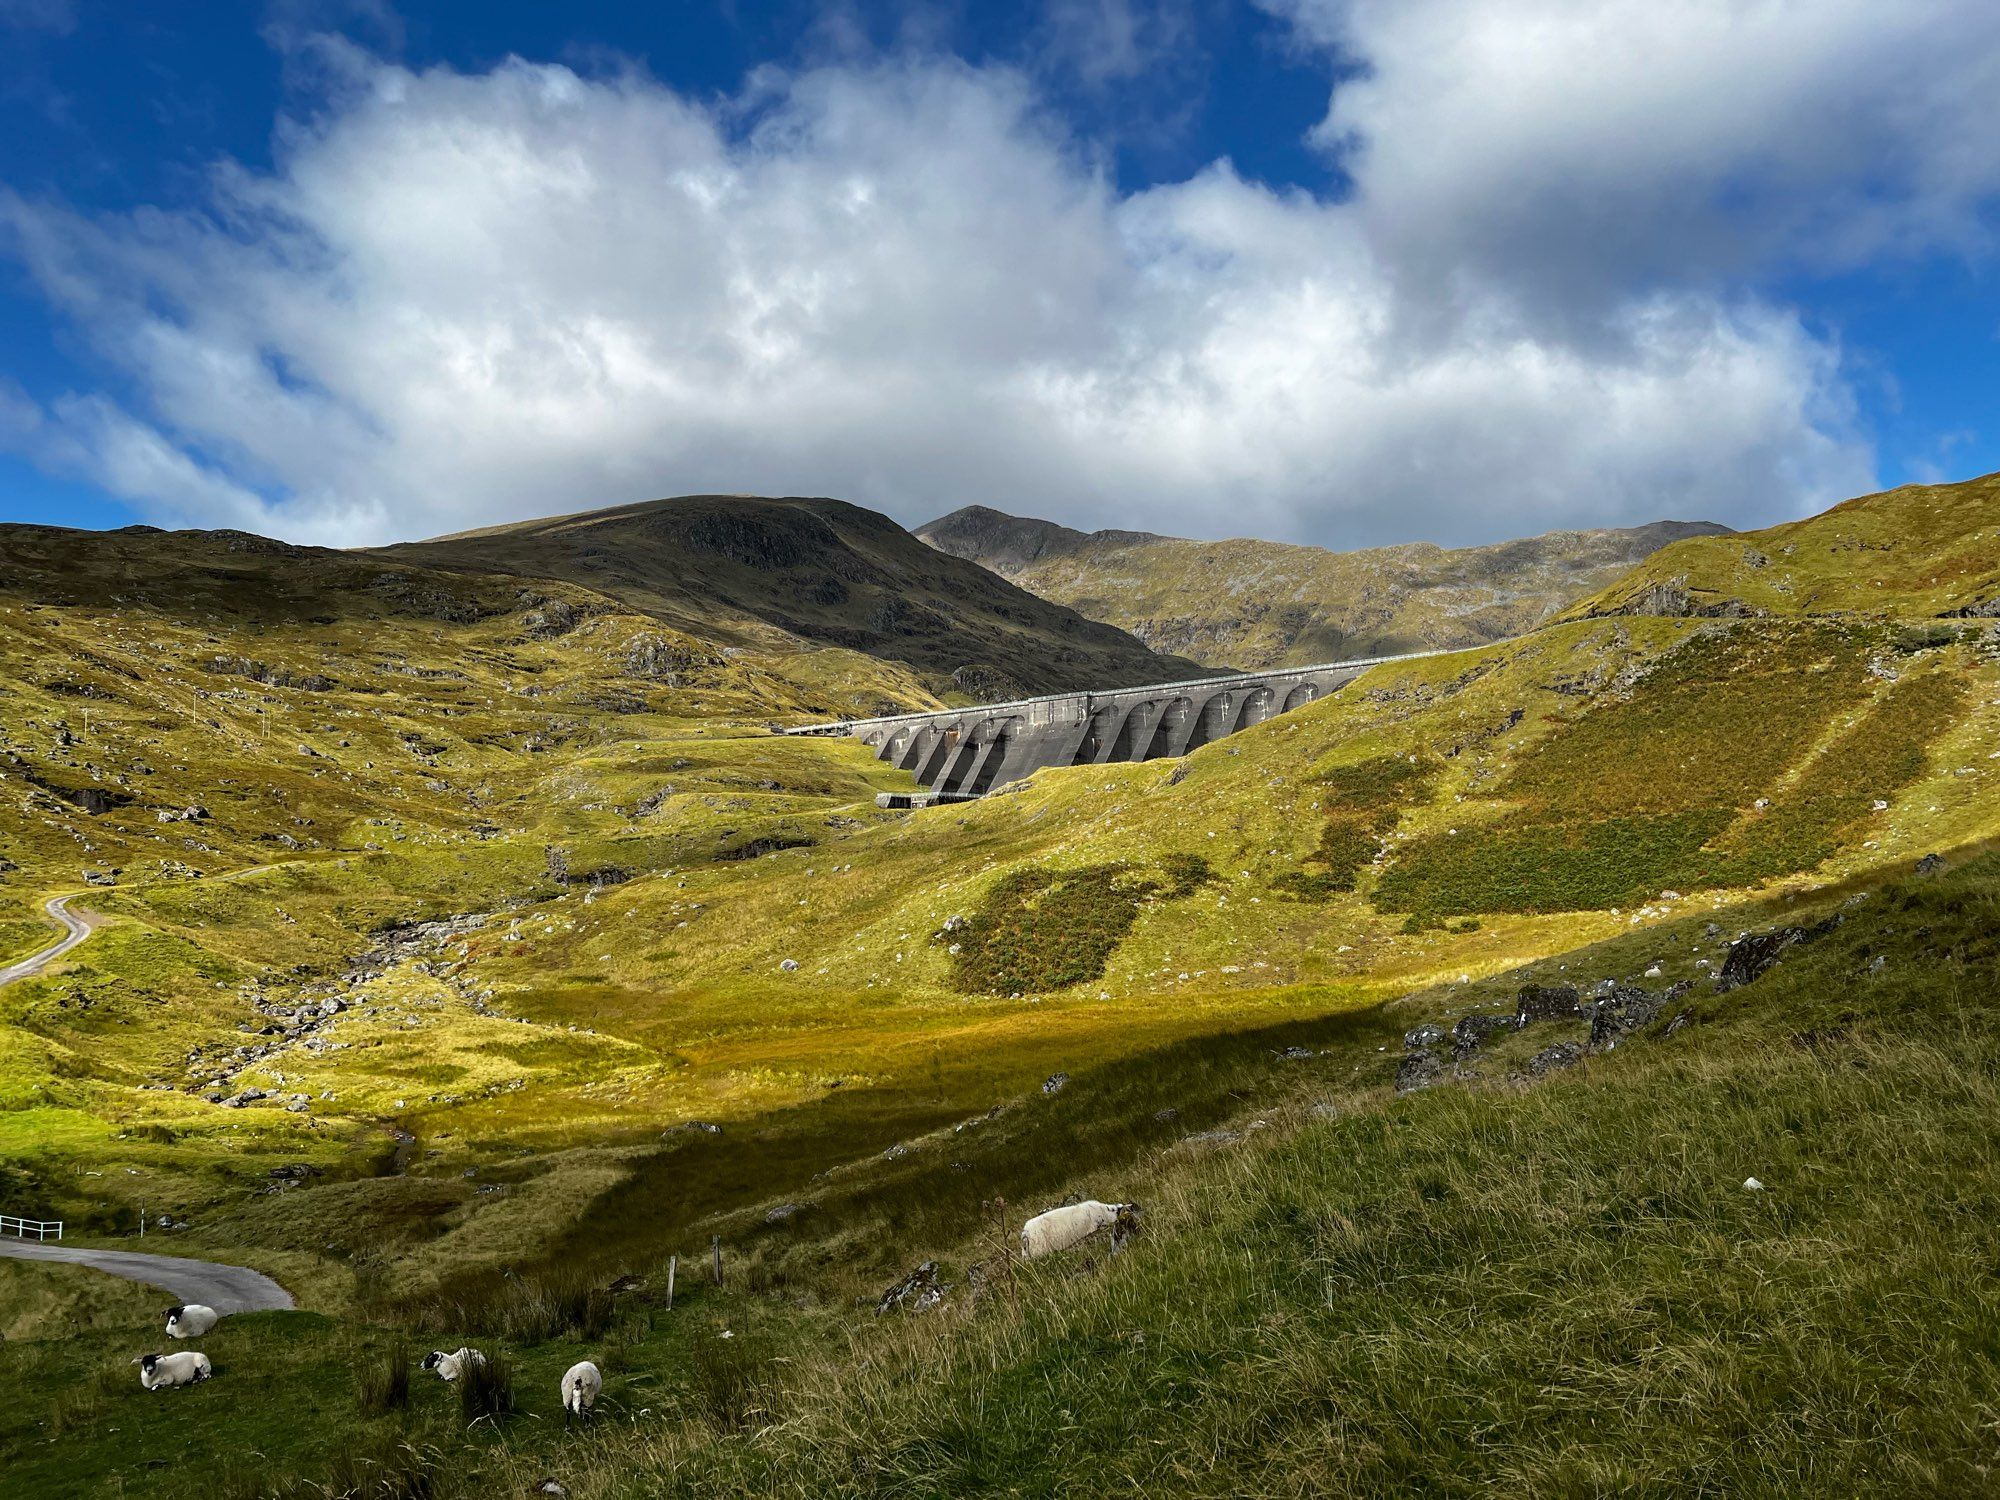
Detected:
[785,649,1441,804]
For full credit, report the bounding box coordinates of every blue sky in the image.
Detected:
[1,0,1997,548]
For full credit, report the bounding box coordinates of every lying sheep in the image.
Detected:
[137,1351,212,1390]
[1019,1200,1141,1261]
[164,1304,218,1339]
[419,1347,488,1382]
[561,1359,602,1425]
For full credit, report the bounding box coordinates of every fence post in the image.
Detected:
[666,1255,676,1311]
[710,1235,723,1288]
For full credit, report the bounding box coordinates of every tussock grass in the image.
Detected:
[410,1265,612,1344]
[355,1336,412,1415]
[456,1349,514,1427]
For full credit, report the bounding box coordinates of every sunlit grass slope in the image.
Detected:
[1577,468,2000,620]
[0,470,1996,1370]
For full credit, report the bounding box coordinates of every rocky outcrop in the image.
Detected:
[1716,918,1841,993]
[1591,576,1760,620]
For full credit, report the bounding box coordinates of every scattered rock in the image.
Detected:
[1716,918,1840,992]
[764,1203,804,1224]
[1042,1072,1069,1096]
[1395,1050,1447,1094]
[1181,1128,1244,1147]
[779,958,800,972]
[82,867,117,887]
[1525,1041,1584,1078]
[1403,1023,1448,1050]
[1273,1046,1315,1061]
[1451,1013,1515,1056]
[1588,984,1665,1049]
[1916,853,1946,876]
[1515,984,1582,1026]
[1743,1177,1764,1191]
[876,1260,947,1315]
[663,1120,724,1138]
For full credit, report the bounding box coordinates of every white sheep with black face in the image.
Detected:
[561,1360,602,1425]
[138,1351,212,1390]
[1019,1200,1142,1261]
[164,1304,219,1338]
[420,1347,487,1382]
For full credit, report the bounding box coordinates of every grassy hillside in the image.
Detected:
[5,844,1995,1497]
[383,494,1208,699]
[0,472,1996,1496]
[918,503,1727,668]
[1576,469,2000,621]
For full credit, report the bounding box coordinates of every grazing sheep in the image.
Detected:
[137,1351,212,1390]
[164,1304,219,1339]
[560,1360,602,1425]
[419,1347,487,1382]
[1019,1200,1142,1261]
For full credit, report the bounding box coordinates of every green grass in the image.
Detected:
[1375,627,1972,917]
[943,858,1210,995]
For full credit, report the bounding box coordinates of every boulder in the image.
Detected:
[1451,1013,1515,1056]
[1395,1050,1446,1094]
[1716,918,1840,992]
[876,1260,947,1315]
[1525,1041,1584,1078]
[1515,984,1583,1026]
[1042,1072,1069,1096]
[1403,1022,1448,1050]
[1588,985,1664,1049]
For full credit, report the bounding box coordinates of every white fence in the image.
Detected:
[0,1214,62,1241]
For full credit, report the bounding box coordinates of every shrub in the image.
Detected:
[1276,754,1440,900]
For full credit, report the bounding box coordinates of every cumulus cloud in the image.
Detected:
[8,6,1972,548]
[1270,0,2000,306]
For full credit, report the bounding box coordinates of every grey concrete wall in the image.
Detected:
[791,648,1443,798]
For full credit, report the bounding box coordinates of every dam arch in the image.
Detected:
[784,646,1452,803]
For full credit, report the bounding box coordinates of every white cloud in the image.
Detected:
[0,19,1939,548]
[1270,0,2000,306]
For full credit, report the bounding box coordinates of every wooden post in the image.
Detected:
[710,1235,723,1288]
[665,1255,676,1311]
[994,1196,1019,1318]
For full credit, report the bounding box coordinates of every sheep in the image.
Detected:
[560,1359,602,1425]
[419,1347,488,1382]
[164,1304,219,1339]
[137,1351,212,1390]
[1019,1200,1142,1261]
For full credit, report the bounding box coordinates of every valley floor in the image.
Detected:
[2,846,1995,1498]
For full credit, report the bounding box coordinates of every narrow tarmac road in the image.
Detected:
[0,894,99,988]
[0,1240,294,1313]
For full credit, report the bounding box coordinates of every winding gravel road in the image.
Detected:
[0,1239,294,1313]
[0,894,98,988]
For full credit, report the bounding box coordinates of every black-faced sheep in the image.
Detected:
[137,1351,212,1390]
[561,1359,602,1425]
[164,1304,219,1338]
[419,1347,487,1381]
[1019,1200,1141,1261]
